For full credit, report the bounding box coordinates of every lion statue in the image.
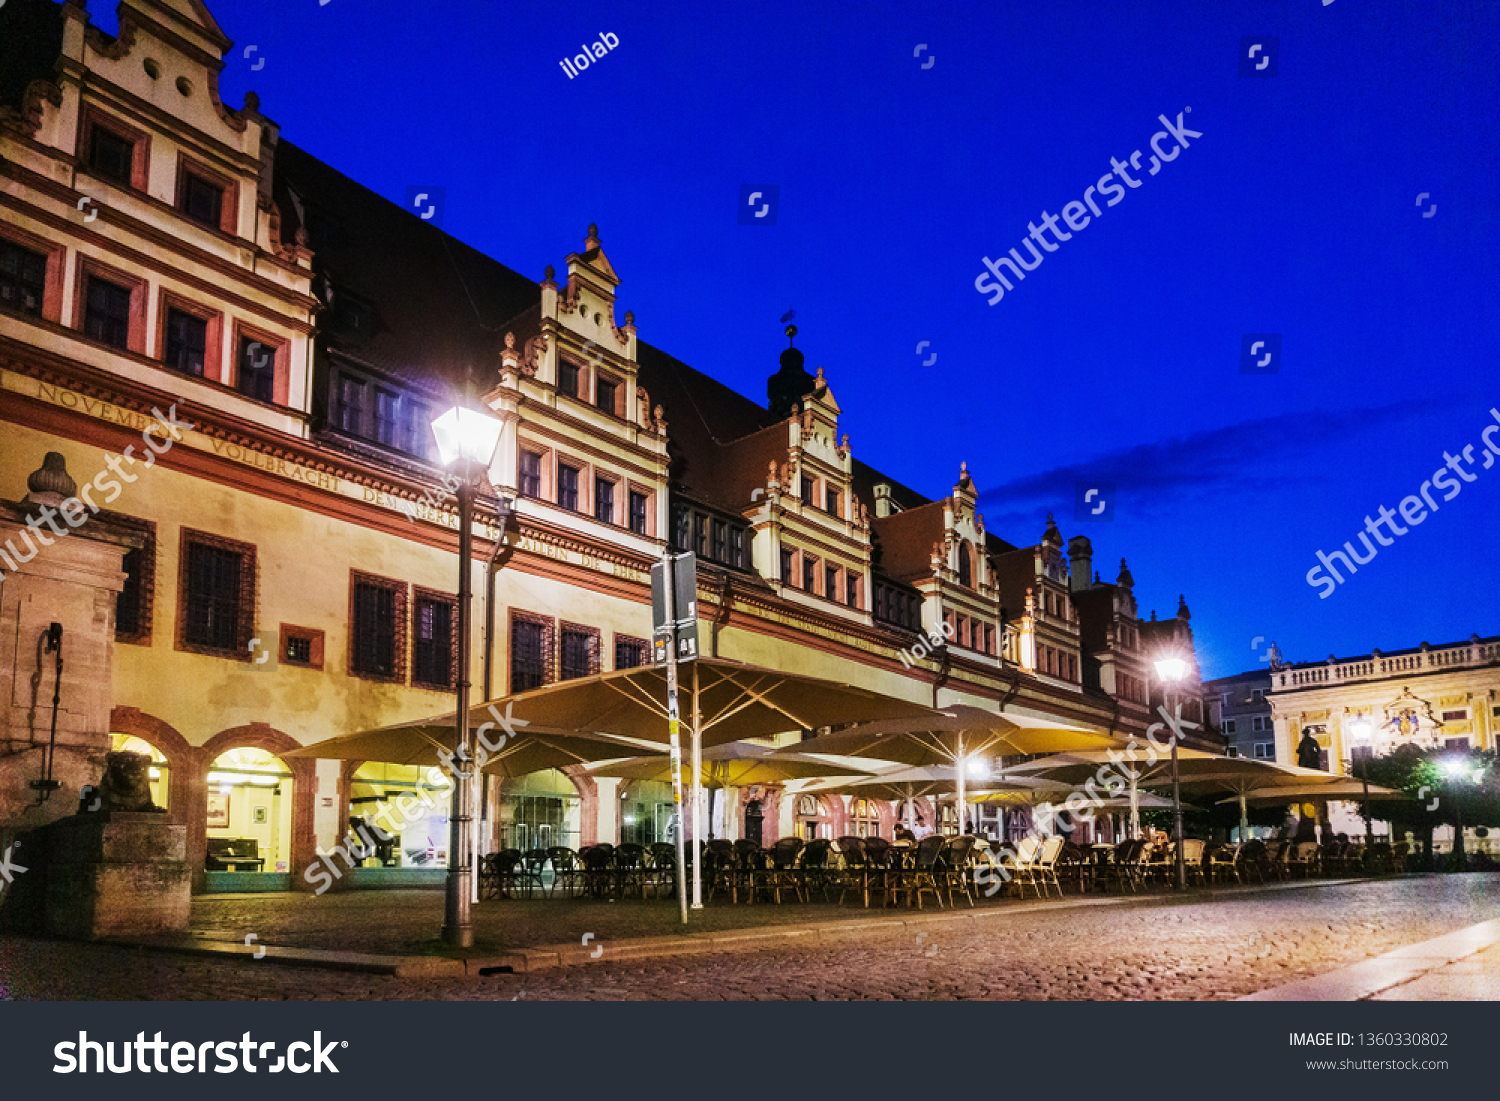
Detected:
[84,750,166,813]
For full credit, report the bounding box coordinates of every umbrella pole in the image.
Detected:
[957,737,966,836]
[662,549,688,924]
[1239,793,1249,845]
[691,662,704,910]
[1129,777,1140,840]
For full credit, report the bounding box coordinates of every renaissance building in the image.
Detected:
[0,0,1215,893]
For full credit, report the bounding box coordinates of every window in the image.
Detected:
[180,172,224,228]
[237,335,275,403]
[729,527,745,569]
[802,556,817,593]
[560,624,599,681]
[412,590,456,689]
[335,375,365,434]
[873,580,921,631]
[278,625,324,669]
[1223,720,1237,735]
[669,504,748,569]
[1253,742,1274,760]
[113,517,155,646]
[178,530,255,658]
[846,572,861,609]
[519,450,543,498]
[557,464,579,511]
[510,613,553,692]
[84,275,132,349]
[826,564,839,601]
[329,289,374,338]
[1252,716,1271,733]
[693,513,708,558]
[825,485,840,517]
[594,477,615,523]
[1226,746,1240,758]
[349,572,407,682]
[163,308,207,376]
[596,376,618,414]
[628,491,648,535]
[712,519,728,563]
[329,369,434,457]
[615,636,647,670]
[672,505,691,552]
[89,124,135,185]
[958,543,973,587]
[0,240,46,316]
[800,477,814,507]
[1251,688,1265,701]
[780,547,794,584]
[558,359,579,398]
[1441,710,1468,722]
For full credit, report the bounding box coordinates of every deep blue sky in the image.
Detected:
[108,0,1500,678]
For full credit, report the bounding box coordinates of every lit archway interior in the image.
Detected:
[349,761,452,868]
[498,769,582,853]
[205,746,293,874]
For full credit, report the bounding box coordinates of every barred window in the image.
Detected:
[412,589,456,689]
[615,636,647,670]
[510,612,553,693]
[350,573,406,682]
[561,625,599,681]
[178,530,255,658]
[113,515,156,646]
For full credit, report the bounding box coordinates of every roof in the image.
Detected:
[1275,634,1500,671]
[272,139,539,395]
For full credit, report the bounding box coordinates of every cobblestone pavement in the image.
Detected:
[3,874,1497,1001]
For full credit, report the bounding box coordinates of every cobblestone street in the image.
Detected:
[3,874,1498,1000]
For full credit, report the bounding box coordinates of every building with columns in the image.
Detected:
[0,0,1213,893]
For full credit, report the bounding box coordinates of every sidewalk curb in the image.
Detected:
[1238,917,1500,1001]
[112,875,1390,978]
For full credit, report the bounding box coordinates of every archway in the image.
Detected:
[619,779,675,848]
[199,725,315,892]
[108,707,193,825]
[497,768,588,853]
[793,793,834,841]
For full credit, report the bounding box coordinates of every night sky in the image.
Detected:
[107,0,1500,678]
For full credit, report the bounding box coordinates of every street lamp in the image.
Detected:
[431,399,505,948]
[1154,655,1189,890]
[1349,717,1374,845]
[1441,757,1482,872]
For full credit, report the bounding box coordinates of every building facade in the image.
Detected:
[0,0,1213,893]
[1203,669,1278,761]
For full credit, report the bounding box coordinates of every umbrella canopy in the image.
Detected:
[590,741,872,788]
[783,705,1115,766]
[441,658,941,747]
[283,719,647,779]
[1221,778,1408,808]
[974,788,1173,809]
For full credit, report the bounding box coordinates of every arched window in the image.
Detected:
[958,543,973,587]
[110,733,168,809]
[850,797,880,839]
[795,794,826,840]
[205,746,293,877]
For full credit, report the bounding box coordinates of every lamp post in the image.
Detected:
[1349,717,1374,845]
[431,400,505,948]
[1154,655,1188,890]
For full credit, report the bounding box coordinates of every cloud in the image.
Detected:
[975,396,1462,529]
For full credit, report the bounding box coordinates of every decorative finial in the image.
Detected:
[785,323,797,346]
[27,452,77,501]
[243,91,260,113]
[544,264,556,282]
[586,222,600,242]
[624,310,635,327]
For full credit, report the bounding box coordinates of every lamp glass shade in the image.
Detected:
[431,405,504,469]
[1153,657,1187,682]
[1350,720,1373,742]
[966,757,991,778]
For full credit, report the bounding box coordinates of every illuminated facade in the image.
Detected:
[0,0,1211,892]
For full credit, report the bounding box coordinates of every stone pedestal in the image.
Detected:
[36,812,189,939]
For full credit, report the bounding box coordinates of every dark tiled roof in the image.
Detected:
[272,140,539,395]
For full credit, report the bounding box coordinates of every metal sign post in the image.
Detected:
[654,550,691,924]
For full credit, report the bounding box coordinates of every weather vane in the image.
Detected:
[779,308,796,325]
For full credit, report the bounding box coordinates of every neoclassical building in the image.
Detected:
[0,0,1213,892]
